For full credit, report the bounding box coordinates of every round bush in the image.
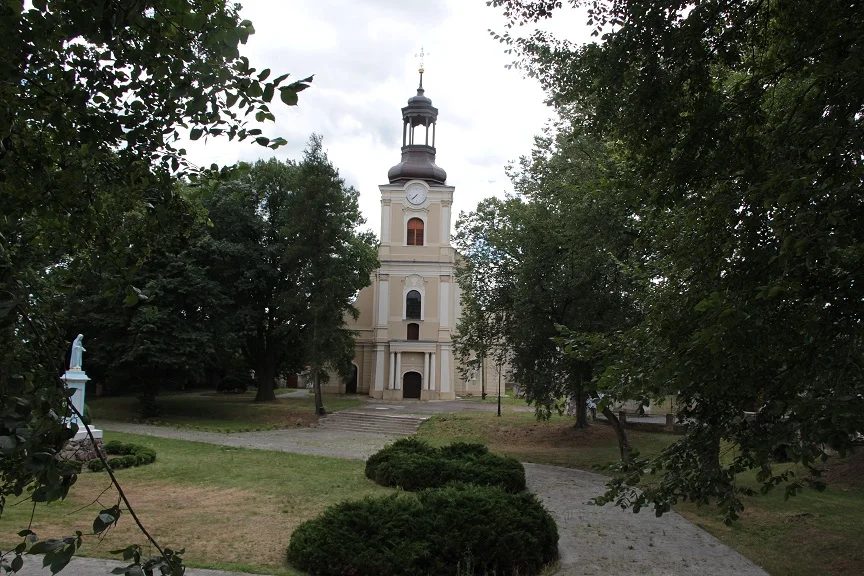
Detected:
[286,484,559,576]
[87,441,156,472]
[365,438,526,493]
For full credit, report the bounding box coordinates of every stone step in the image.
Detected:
[317,420,421,431]
[317,411,427,435]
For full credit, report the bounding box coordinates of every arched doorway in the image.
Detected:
[346,364,358,394]
[402,371,421,399]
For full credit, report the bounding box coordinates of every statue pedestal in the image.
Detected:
[60,369,104,462]
[62,369,89,427]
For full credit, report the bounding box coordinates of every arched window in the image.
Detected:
[407,323,420,340]
[407,218,424,246]
[406,290,421,319]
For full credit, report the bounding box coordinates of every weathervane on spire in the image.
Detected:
[415,46,429,89]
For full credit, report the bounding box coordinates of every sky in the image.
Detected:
[184,0,590,236]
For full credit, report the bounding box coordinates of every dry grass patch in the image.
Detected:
[0,432,390,575]
[417,411,674,470]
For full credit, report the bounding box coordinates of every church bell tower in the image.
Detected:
[363,64,458,401]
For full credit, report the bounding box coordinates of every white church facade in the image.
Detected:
[320,75,498,399]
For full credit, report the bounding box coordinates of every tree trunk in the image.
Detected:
[481,355,487,399]
[254,339,277,402]
[700,430,722,478]
[602,405,632,463]
[573,387,589,429]
[313,368,325,415]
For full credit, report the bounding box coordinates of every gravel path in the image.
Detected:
[99,421,395,460]
[95,421,768,576]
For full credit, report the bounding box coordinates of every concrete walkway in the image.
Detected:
[96,421,768,576]
[13,555,265,576]
[100,421,395,460]
[525,463,767,575]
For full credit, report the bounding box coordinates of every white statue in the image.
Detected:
[69,334,85,371]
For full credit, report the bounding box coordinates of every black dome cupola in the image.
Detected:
[387,67,447,185]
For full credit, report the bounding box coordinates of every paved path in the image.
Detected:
[525,463,767,575]
[349,398,535,415]
[97,421,768,576]
[13,555,264,576]
[100,421,395,460]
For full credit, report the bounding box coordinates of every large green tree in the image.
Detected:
[494,0,864,519]
[206,139,378,403]
[455,127,638,430]
[0,0,309,572]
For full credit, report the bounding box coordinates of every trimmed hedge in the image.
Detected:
[286,484,559,576]
[365,438,526,493]
[87,440,156,472]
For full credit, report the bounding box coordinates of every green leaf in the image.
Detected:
[28,540,64,554]
[11,555,23,572]
[93,511,116,534]
[257,68,271,81]
[190,128,203,141]
[280,87,299,106]
[0,435,17,452]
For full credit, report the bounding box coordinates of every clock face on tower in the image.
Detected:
[405,183,427,205]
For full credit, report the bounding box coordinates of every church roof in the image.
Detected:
[388,75,447,185]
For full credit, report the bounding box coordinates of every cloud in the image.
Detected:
[185,0,592,235]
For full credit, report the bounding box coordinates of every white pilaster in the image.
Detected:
[439,276,450,329]
[374,347,385,391]
[440,201,451,246]
[378,277,390,326]
[395,352,402,390]
[430,351,437,391]
[423,352,430,389]
[389,351,396,390]
[381,200,392,244]
[440,346,452,393]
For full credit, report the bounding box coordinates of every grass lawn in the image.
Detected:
[417,411,864,576]
[0,432,390,575]
[417,410,674,468]
[677,454,864,576]
[456,393,533,407]
[89,392,366,432]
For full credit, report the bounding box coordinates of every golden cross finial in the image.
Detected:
[415,46,429,89]
[415,46,429,73]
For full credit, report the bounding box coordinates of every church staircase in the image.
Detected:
[317,411,427,436]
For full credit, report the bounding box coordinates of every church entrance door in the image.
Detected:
[403,372,421,399]
[346,365,358,394]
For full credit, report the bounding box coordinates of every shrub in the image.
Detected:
[286,484,559,576]
[88,441,157,472]
[365,438,526,493]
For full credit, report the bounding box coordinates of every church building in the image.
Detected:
[324,74,493,400]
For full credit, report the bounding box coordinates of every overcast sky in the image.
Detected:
[185,0,589,236]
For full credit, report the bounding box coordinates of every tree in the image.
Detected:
[455,127,638,431]
[0,0,310,572]
[493,0,864,520]
[206,139,377,403]
[290,136,379,414]
[67,188,233,413]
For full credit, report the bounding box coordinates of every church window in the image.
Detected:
[407,323,419,340]
[406,290,421,319]
[407,218,424,246]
